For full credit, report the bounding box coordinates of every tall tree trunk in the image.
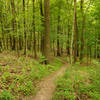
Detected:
[37,32,40,52]
[11,0,16,50]
[80,0,84,62]
[80,14,85,62]
[32,0,37,58]
[80,0,91,62]
[26,0,30,51]
[44,0,50,63]
[97,34,100,60]
[23,0,27,55]
[66,19,70,56]
[73,0,78,63]
[0,4,3,52]
[70,0,78,64]
[40,0,45,55]
[57,5,61,56]
[53,40,55,56]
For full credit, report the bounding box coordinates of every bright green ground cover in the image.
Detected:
[0,54,63,100]
[52,60,100,100]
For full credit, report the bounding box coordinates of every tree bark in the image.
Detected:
[11,0,16,50]
[57,5,61,56]
[80,0,91,62]
[40,0,45,55]
[32,0,37,58]
[23,0,27,55]
[44,0,50,63]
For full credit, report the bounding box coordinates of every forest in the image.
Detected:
[0,0,100,100]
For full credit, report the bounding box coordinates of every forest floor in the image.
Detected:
[24,64,69,100]
[1,52,100,100]
[0,51,66,100]
[52,61,100,100]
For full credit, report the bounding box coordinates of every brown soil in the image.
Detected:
[23,64,69,100]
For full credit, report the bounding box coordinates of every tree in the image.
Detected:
[32,0,37,58]
[70,0,78,64]
[23,0,27,55]
[44,0,50,63]
[57,1,61,56]
[40,0,45,55]
[80,0,92,62]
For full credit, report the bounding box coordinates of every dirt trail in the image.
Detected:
[24,64,69,100]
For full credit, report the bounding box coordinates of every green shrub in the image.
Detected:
[18,81,34,96]
[0,90,15,100]
[2,72,11,83]
[40,56,47,64]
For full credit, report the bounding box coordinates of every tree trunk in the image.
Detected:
[11,0,16,50]
[40,0,45,55]
[32,0,37,58]
[44,0,50,63]
[23,0,27,55]
[57,5,61,56]
[70,0,78,64]
[66,19,70,56]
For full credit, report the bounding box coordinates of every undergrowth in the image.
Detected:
[0,55,63,100]
[52,60,100,100]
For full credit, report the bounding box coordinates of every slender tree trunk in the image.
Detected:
[0,38,2,52]
[89,46,92,64]
[40,0,45,55]
[0,6,3,52]
[23,0,27,55]
[37,32,40,52]
[97,34,100,60]
[73,0,78,63]
[32,0,37,58]
[26,0,30,51]
[67,19,70,56]
[11,0,16,50]
[57,6,61,56]
[61,25,64,55]
[70,23,74,64]
[53,40,55,56]
[70,0,78,64]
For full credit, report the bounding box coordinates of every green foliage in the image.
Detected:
[52,58,63,68]
[18,81,34,96]
[53,62,100,100]
[0,55,63,99]
[0,90,15,100]
[2,72,11,83]
[40,56,47,64]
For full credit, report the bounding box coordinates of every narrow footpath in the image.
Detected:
[24,64,69,100]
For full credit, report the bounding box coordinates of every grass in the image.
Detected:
[0,52,63,100]
[52,60,100,100]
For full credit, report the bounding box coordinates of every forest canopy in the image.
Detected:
[0,0,100,63]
